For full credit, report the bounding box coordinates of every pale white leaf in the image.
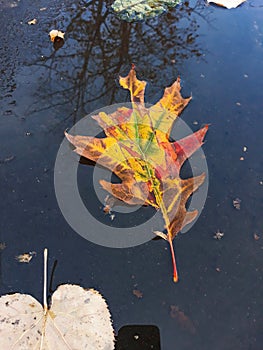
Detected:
[207,0,246,9]
[0,284,114,350]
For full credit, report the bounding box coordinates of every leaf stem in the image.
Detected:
[43,248,48,314]
[168,234,178,283]
[151,184,179,283]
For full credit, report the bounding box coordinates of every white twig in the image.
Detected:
[43,248,48,314]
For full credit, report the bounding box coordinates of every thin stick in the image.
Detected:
[43,248,48,314]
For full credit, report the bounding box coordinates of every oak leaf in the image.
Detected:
[66,66,208,282]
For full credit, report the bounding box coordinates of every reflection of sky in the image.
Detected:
[0,1,262,350]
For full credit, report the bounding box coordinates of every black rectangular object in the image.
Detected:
[115,325,161,350]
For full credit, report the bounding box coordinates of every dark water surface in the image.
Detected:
[0,0,262,349]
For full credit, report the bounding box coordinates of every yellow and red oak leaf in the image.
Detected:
[65,66,208,282]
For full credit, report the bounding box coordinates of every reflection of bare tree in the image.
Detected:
[29,0,209,124]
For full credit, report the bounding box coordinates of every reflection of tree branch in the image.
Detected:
[27,0,211,125]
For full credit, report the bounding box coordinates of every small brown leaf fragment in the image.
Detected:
[253,233,260,241]
[103,195,116,214]
[103,205,111,214]
[16,254,32,263]
[0,155,15,164]
[133,289,143,299]
[15,251,36,263]
[49,30,65,42]
[213,230,224,240]
[0,242,6,250]
[28,19,37,25]
[233,198,241,210]
[170,305,196,334]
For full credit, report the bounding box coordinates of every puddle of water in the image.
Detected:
[0,1,262,349]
